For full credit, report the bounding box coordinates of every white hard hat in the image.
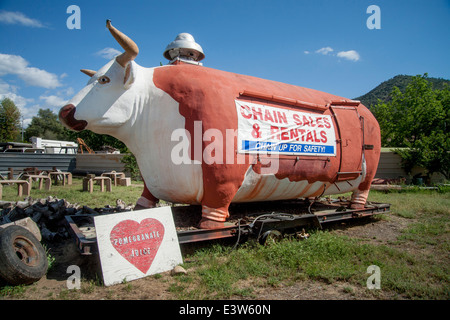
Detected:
[163,33,205,61]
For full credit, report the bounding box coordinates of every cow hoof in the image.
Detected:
[350,203,365,209]
[133,204,147,211]
[134,203,157,210]
[198,218,225,230]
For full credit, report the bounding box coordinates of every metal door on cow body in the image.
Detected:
[330,106,363,181]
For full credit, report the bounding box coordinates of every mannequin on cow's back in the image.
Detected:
[59,20,381,230]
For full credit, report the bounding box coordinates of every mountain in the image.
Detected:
[354,75,450,108]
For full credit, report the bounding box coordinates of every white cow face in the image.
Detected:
[59,20,139,135]
[59,59,136,134]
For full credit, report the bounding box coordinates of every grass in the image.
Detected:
[169,188,450,300]
[0,177,144,208]
[0,180,449,300]
[171,229,448,299]
[0,284,27,297]
[368,186,450,218]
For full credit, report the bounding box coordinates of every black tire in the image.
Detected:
[258,229,283,246]
[0,225,48,285]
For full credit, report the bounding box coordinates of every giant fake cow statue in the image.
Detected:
[59,21,381,229]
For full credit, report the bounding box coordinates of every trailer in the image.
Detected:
[64,198,390,255]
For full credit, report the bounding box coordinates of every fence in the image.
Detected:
[0,151,441,182]
[74,153,125,174]
[0,153,76,176]
[375,149,404,179]
[0,153,125,178]
[374,148,444,183]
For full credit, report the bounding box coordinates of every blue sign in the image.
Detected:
[242,140,335,156]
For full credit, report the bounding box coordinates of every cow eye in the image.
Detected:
[98,76,110,84]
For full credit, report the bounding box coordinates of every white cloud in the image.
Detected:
[20,103,42,127]
[0,54,27,75]
[0,80,33,109]
[25,67,63,88]
[0,80,18,95]
[0,71,71,129]
[0,90,35,128]
[96,47,121,60]
[59,87,74,96]
[0,53,62,89]
[315,47,334,55]
[337,50,360,62]
[39,95,68,108]
[305,46,360,62]
[0,92,34,110]
[0,11,45,28]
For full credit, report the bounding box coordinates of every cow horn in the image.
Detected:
[80,69,97,77]
[106,19,139,67]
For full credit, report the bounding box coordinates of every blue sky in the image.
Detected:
[0,0,449,128]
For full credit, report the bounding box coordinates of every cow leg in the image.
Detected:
[198,181,238,229]
[199,205,230,229]
[135,181,159,210]
[350,165,372,209]
[350,151,379,209]
[350,188,370,209]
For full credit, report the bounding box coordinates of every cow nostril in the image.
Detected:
[59,104,87,131]
[59,104,75,121]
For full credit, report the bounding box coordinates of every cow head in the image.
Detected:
[59,20,139,134]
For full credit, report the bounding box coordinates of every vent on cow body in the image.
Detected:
[330,106,364,181]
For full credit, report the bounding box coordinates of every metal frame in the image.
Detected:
[64,200,390,255]
[65,215,98,255]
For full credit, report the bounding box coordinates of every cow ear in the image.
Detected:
[123,61,136,89]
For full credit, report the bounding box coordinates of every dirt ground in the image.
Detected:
[1,210,414,301]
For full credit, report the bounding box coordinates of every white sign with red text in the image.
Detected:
[235,100,336,156]
[94,207,182,286]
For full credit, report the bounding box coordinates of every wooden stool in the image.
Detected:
[49,171,73,186]
[83,175,112,193]
[23,174,51,191]
[119,177,131,186]
[101,171,126,186]
[0,180,31,200]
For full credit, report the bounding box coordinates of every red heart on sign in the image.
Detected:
[110,218,165,274]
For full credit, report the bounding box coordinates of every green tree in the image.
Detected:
[0,98,22,142]
[372,74,450,179]
[25,108,69,140]
[121,150,141,180]
[64,129,127,152]
[24,109,127,152]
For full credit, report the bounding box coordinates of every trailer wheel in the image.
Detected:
[259,230,283,246]
[0,225,48,285]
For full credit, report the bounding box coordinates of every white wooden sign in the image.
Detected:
[235,100,337,156]
[94,207,183,286]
